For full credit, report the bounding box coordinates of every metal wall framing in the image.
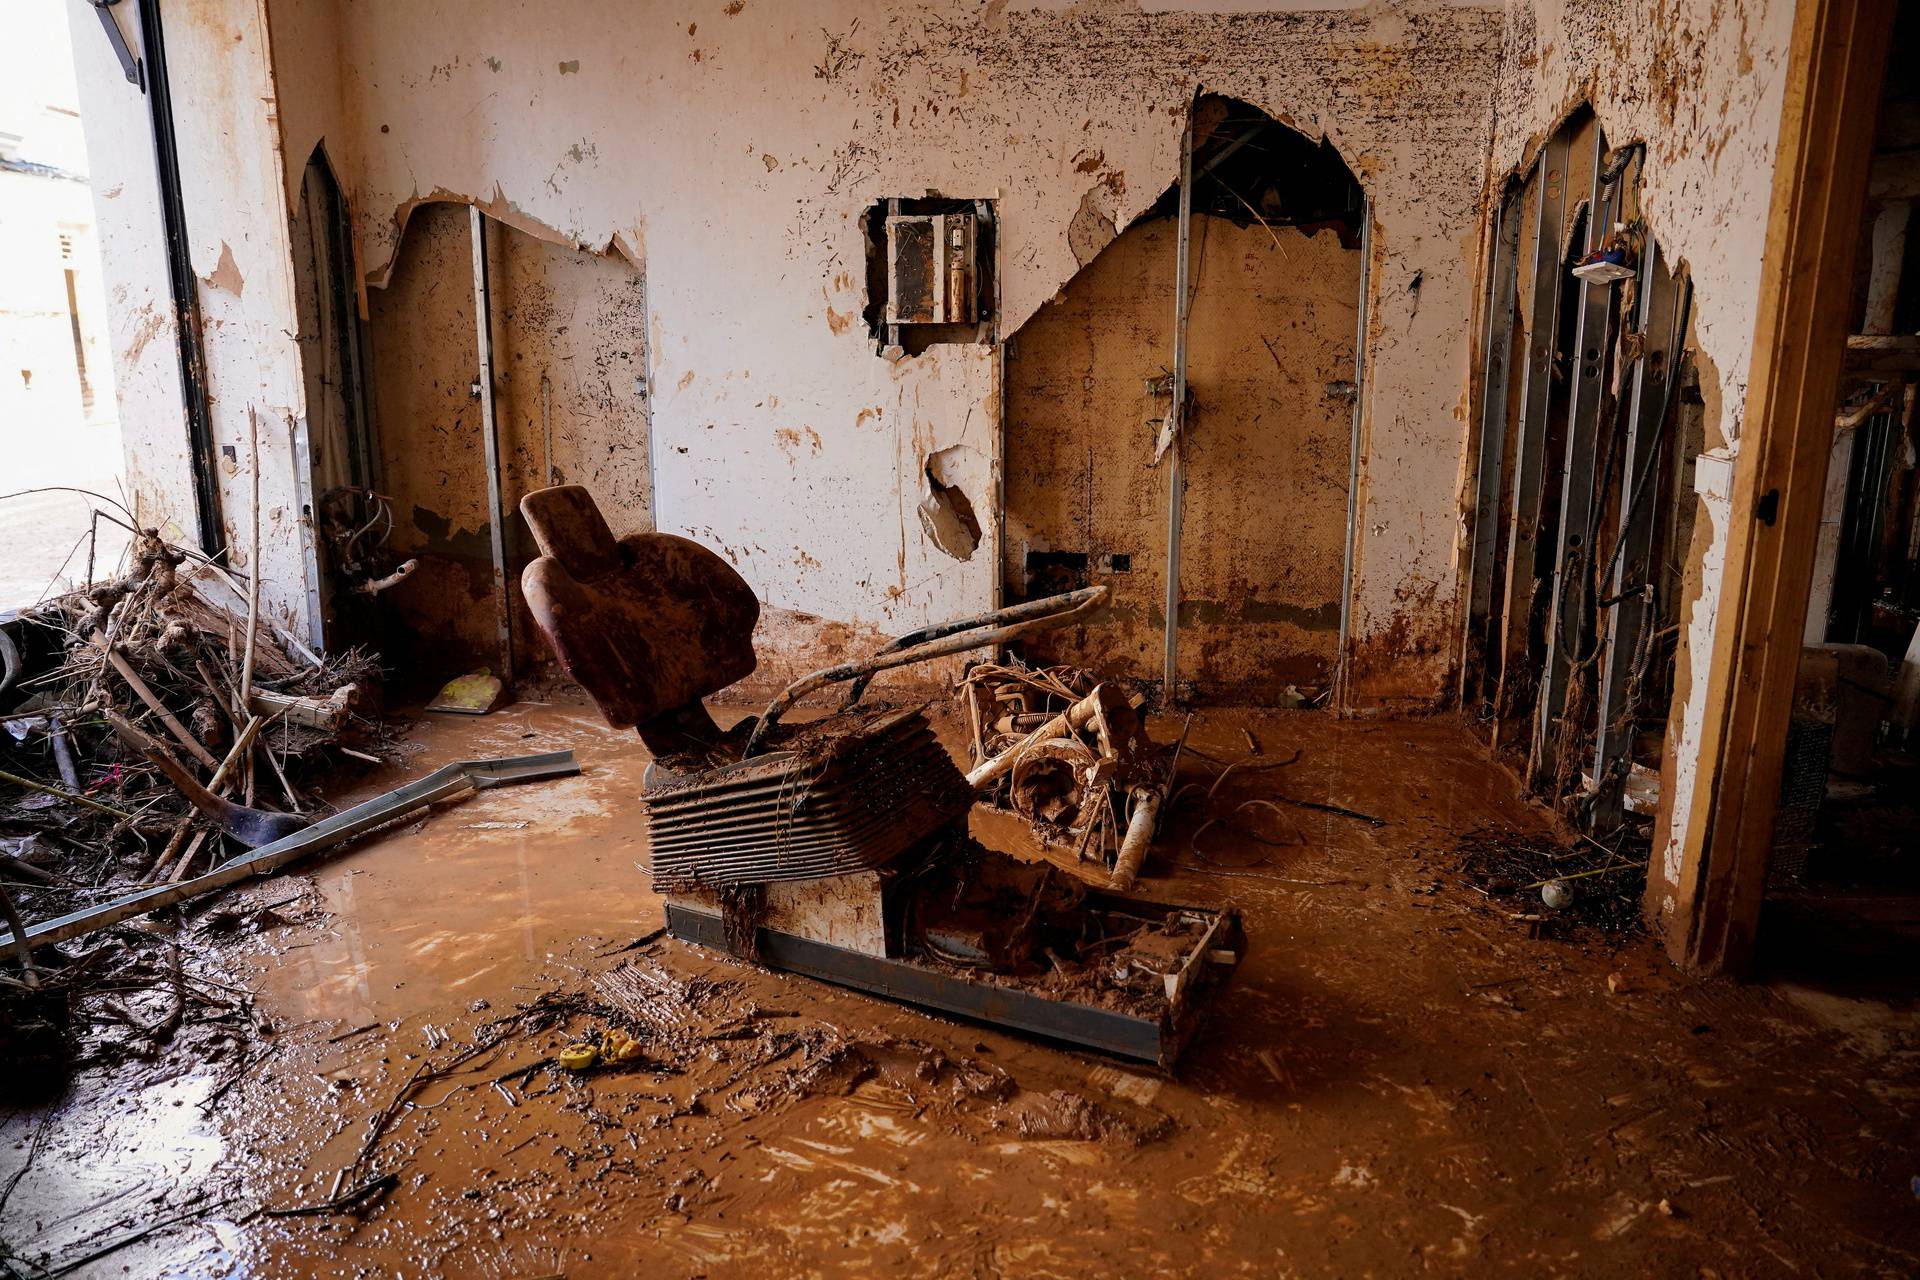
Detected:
[1460,179,1525,712]
[1490,131,1571,747]
[469,208,516,685]
[1590,259,1692,830]
[1462,116,1700,832]
[1529,129,1616,785]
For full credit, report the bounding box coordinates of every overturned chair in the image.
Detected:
[520,484,1241,1067]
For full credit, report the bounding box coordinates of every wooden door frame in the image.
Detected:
[1667,0,1895,974]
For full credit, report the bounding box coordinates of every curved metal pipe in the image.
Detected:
[741,585,1108,758]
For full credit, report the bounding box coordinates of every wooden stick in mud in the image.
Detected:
[166,830,211,883]
[0,882,39,987]
[239,407,264,807]
[0,766,133,821]
[99,644,219,769]
[143,817,195,884]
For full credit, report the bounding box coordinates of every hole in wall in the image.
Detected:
[1138,95,1365,248]
[1003,93,1364,701]
[918,445,981,561]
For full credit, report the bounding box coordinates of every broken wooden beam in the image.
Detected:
[1844,333,1920,372]
[247,683,358,731]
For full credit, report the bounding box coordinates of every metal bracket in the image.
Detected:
[89,0,144,91]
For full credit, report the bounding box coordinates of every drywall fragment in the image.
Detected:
[918,445,981,561]
[202,241,245,296]
[1067,172,1126,268]
[1068,187,1117,267]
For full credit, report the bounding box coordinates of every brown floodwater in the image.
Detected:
[4,697,1916,1277]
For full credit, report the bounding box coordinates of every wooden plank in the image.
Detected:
[248,684,357,731]
[1668,0,1896,974]
[1845,333,1920,372]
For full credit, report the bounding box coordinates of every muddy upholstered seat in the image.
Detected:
[520,486,759,751]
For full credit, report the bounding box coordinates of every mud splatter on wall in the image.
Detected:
[368,203,650,673]
[264,0,1504,709]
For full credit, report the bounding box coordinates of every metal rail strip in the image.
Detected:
[1335,199,1372,708]
[1590,258,1691,829]
[1530,129,1617,785]
[22,751,578,947]
[1161,110,1196,703]
[470,206,516,685]
[1460,180,1525,712]
[1491,132,1571,749]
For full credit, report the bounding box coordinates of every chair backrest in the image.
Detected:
[520,485,759,728]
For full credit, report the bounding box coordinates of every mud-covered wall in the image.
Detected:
[366,203,651,676]
[1485,0,1795,933]
[1007,214,1358,699]
[261,0,1504,708]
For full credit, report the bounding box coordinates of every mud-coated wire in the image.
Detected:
[1187,800,1306,868]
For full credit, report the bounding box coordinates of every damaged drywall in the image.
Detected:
[77,0,1801,731]
[364,202,653,674]
[262,0,1504,707]
[1484,0,1797,938]
[918,444,982,562]
[1006,212,1359,700]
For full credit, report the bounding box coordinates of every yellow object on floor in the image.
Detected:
[557,1042,599,1071]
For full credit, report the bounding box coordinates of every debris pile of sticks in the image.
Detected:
[1,514,382,1075]
[1449,824,1647,935]
[960,661,1173,888]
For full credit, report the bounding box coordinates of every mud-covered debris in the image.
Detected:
[1447,824,1647,936]
[1,523,388,1081]
[1010,1088,1175,1145]
[962,658,1173,882]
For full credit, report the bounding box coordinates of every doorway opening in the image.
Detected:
[364,204,651,691]
[1002,94,1365,705]
[0,5,131,610]
[288,145,379,652]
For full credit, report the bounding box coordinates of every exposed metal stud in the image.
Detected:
[1335,200,1371,708]
[1491,132,1571,748]
[1590,259,1691,830]
[469,206,515,684]
[1161,109,1195,702]
[1460,180,1525,711]
[1530,129,1616,785]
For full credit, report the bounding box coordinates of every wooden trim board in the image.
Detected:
[1667,0,1895,973]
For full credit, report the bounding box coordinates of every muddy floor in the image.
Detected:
[3,696,1917,1277]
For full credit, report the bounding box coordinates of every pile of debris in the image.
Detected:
[960,660,1176,887]
[1449,824,1648,936]
[0,525,382,1084]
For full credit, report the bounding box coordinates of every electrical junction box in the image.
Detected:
[886,212,978,325]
